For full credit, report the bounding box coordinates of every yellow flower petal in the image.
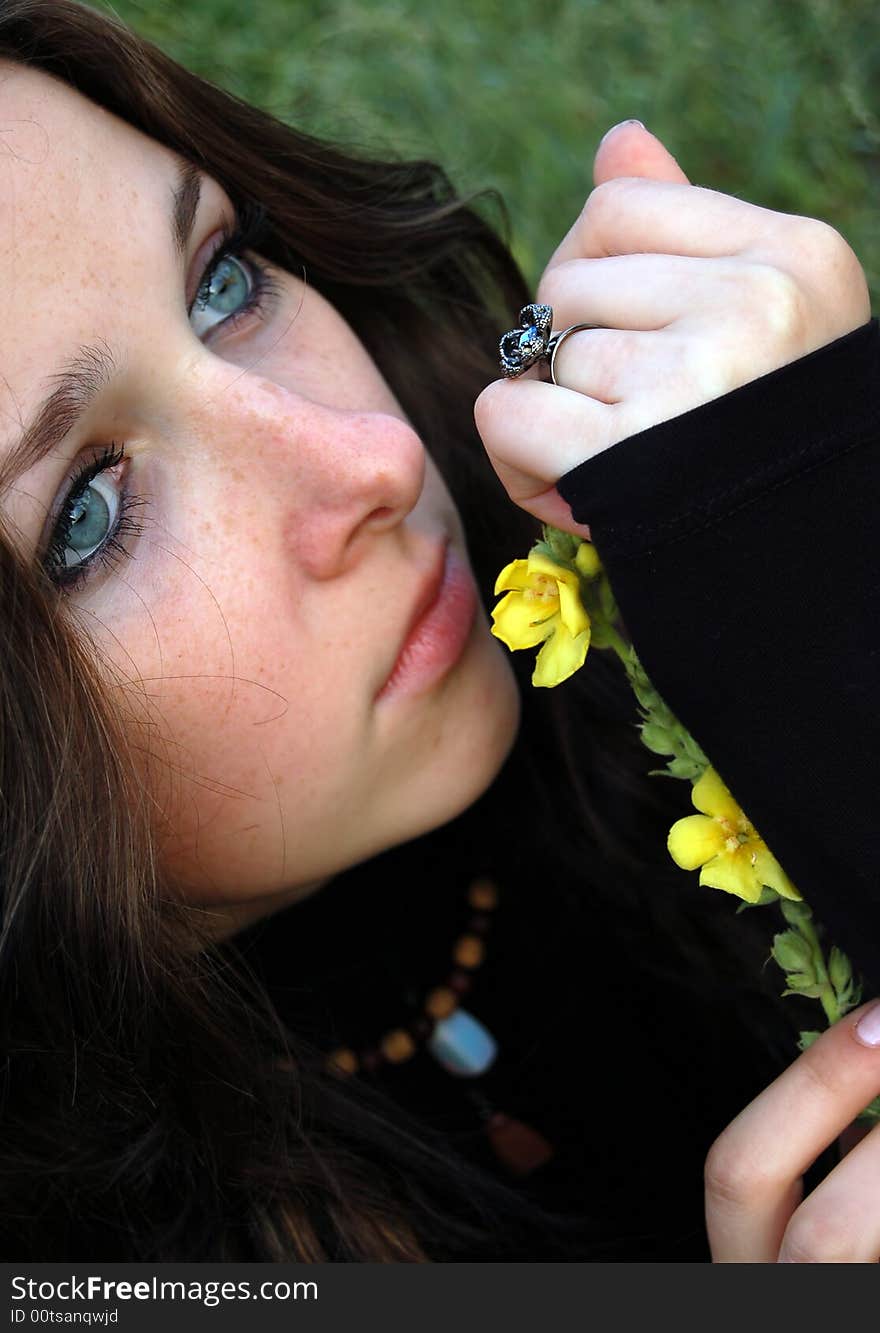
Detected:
[526,551,577,584]
[751,846,802,902]
[532,624,590,688]
[494,559,532,597]
[667,814,727,870]
[491,592,556,651]
[691,766,744,825]
[556,577,590,638]
[698,850,765,903]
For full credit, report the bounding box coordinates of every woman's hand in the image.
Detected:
[474,122,871,535]
[705,1001,880,1262]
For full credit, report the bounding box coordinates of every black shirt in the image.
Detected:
[558,317,880,994]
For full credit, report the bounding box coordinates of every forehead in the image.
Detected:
[0,64,178,427]
[0,63,173,233]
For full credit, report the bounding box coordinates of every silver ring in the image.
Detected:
[499,306,599,381]
[547,323,599,385]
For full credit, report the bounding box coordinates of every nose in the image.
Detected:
[288,406,427,579]
[198,372,427,581]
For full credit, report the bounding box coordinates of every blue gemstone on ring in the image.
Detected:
[499,303,553,377]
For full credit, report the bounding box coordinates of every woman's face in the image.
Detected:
[0,66,520,928]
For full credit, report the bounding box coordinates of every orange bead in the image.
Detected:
[426,986,458,1019]
[380,1029,417,1064]
[468,878,498,911]
[454,934,485,968]
[326,1047,358,1077]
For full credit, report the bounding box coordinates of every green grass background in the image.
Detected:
[104,0,879,302]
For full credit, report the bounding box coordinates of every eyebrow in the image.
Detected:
[0,159,203,500]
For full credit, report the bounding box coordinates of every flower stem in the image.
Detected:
[802,920,840,1024]
[785,903,842,1025]
[819,990,841,1026]
[601,624,632,663]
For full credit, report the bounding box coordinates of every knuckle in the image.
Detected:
[704,1134,775,1211]
[801,217,854,265]
[781,1211,854,1264]
[805,221,871,317]
[744,263,810,346]
[582,178,632,232]
[775,218,870,323]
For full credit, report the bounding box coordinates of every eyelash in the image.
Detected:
[44,205,279,593]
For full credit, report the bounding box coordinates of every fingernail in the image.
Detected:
[600,119,646,143]
[854,1001,880,1047]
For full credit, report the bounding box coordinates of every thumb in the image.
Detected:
[593,120,691,186]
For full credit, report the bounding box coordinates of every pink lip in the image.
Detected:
[376,542,478,703]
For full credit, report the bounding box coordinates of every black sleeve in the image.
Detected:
[556,319,880,993]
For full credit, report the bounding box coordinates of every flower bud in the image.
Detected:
[782,979,825,999]
[772,930,815,975]
[828,947,853,996]
[640,721,675,755]
[575,541,602,579]
[780,899,812,929]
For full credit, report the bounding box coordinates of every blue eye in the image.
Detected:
[187,204,281,340]
[43,445,145,593]
[191,253,255,336]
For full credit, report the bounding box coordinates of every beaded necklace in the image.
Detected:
[324,877,554,1178]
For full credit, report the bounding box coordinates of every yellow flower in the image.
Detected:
[667,767,801,903]
[491,552,591,688]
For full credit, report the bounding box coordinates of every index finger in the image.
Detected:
[704,1001,880,1262]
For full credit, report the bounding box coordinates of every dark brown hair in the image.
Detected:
[0,0,795,1261]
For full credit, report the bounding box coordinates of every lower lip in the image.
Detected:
[376,545,478,703]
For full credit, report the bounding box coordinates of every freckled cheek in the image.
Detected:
[111,492,311,727]
[120,566,358,776]
[138,656,359,876]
